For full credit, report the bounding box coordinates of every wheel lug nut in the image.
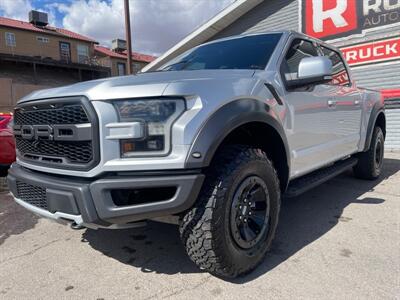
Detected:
[249,212,252,215]
[249,202,252,205]
[244,218,247,223]
[239,216,242,220]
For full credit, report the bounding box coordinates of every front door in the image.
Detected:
[281,38,344,178]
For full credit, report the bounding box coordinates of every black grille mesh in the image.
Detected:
[14,105,89,125]
[16,181,47,210]
[16,139,93,163]
[14,100,95,167]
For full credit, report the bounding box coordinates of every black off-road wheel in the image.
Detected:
[353,126,385,180]
[179,145,281,278]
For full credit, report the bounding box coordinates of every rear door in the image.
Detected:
[281,38,343,178]
[319,46,362,155]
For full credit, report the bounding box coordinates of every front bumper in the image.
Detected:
[7,163,204,229]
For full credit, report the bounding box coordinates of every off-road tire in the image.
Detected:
[179,145,281,278]
[353,126,384,180]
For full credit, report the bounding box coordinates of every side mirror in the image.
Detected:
[287,56,332,88]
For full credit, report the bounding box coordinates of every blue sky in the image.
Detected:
[0,0,234,55]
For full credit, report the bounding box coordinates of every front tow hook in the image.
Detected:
[70,222,85,230]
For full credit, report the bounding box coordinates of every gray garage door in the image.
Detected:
[385,100,400,150]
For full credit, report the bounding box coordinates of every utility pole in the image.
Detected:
[124,0,133,74]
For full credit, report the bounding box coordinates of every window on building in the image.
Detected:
[117,62,126,76]
[282,39,319,82]
[5,32,16,47]
[77,44,89,63]
[320,46,350,86]
[59,42,71,62]
[37,36,49,43]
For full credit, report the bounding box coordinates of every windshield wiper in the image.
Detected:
[161,61,188,71]
[161,56,197,71]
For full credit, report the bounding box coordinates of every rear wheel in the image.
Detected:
[353,126,384,180]
[179,145,281,278]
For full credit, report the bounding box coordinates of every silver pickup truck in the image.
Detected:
[7,31,385,278]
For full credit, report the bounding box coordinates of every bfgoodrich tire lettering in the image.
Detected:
[179,145,281,278]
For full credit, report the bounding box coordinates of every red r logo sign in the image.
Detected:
[303,0,358,39]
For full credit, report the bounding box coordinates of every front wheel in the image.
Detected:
[353,126,385,180]
[179,145,281,278]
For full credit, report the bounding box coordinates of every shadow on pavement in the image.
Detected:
[82,221,202,275]
[0,192,39,246]
[82,158,399,281]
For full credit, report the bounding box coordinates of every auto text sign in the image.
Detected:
[301,0,400,41]
[340,37,400,66]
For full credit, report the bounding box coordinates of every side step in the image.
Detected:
[284,157,358,198]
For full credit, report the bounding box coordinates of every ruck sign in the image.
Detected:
[341,36,400,66]
[301,0,400,40]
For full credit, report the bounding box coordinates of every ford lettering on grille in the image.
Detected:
[14,124,92,141]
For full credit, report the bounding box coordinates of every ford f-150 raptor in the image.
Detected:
[7,31,385,278]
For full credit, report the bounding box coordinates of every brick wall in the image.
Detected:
[0,78,49,112]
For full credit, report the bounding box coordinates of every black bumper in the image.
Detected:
[7,163,204,227]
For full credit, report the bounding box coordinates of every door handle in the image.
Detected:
[354,100,361,106]
[327,100,336,107]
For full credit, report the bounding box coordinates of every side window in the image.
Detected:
[5,32,16,47]
[59,42,71,62]
[37,36,49,43]
[77,44,89,64]
[320,46,350,86]
[282,39,319,82]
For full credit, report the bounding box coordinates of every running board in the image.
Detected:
[284,157,358,198]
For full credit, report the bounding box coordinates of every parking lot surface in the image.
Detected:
[1,152,399,299]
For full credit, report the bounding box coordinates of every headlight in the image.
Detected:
[113,98,185,157]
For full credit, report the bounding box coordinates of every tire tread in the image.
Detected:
[179,145,280,277]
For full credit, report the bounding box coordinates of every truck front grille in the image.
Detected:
[16,181,47,210]
[16,139,93,163]
[14,104,89,125]
[14,97,99,171]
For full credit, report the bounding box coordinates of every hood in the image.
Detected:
[19,69,256,103]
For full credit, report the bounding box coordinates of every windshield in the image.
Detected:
[159,33,282,72]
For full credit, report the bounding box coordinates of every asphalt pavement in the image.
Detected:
[0,152,399,299]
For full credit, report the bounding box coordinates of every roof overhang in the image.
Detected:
[141,0,262,72]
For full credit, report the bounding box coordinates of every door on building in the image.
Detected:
[59,42,71,62]
[117,62,126,76]
[318,45,362,156]
[280,38,348,178]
